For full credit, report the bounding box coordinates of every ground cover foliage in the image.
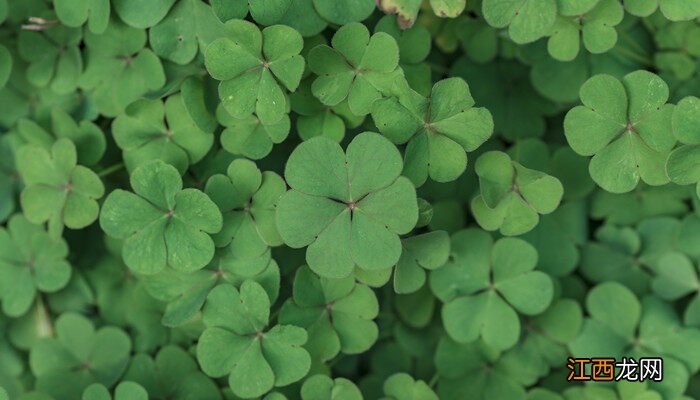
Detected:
[2,0,700,399]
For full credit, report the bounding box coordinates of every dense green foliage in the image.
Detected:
[2,0,700,399]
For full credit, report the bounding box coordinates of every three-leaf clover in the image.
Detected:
[29,313,132,400]
[16,138,105,236]
[308,22,403,116]
[205,159,285,260]
[564,70,676,193]
[0,214,71,317]
[111,95,214,174]
[279,266,379,363]
[666,96,700,197]
[547,0,624,61]
[431,229,554,351]
[471,151,564,236]
[100,160,222,274]
[205,19,304,124]
[276,132,418,279]
[482,0,556,44]
[79,19,166,117]
[197,281,311,399]
[301,374,362,400]
[372,77,494,186]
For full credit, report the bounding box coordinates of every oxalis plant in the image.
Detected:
[3,0,700,399]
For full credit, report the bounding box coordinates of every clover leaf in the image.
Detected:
[482,0,556,44]
[17,19,82,94]
[205,159,285,259]
[112,0,175,28]
[564,70,676,193]
[54,0,110,34]
[666,96,700,197]
[144,254,280,327]
[301,374,362,400]
[100,160,222,274]
[372,77,494,186]
[205,20,304,124]
[211,0,291,26]
[0,134,23,222]
[279,266,379,363]
[16,108,106,166]
[624,0,700,21]
[653,21,700,81]
[197,281,311,399]
[29,313,132,400]
[308,23,402,116]
[216,103,290,160]
[124,346,221,400]
[376,0,422,29]
[547,0,624,61]
[471,151,564,236]
[149,0,225,65]
[570,282,700,399]
[393,231,450,294]
[112,95,214,174]
[652,252,700,327]
[0,214,71,317]
[431,229,554,351]
[16,138,105,236]
[276,132,418,279]
[82,382,148,400]
[79,19,166,117]
[381,373,437,400]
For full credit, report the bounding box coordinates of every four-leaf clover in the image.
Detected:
[276,132,419,279]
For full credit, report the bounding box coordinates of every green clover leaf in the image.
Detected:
[16,108,106,166]
[279,266,379,363]
[144,254,280,327]
[667,96,700,197]
[100,160,222,274]
[112,95,214,174]
[308,23,402,116]
[381,373,437,400]
[471,151,564,236]
[197,281,311,399]
[29,313,132,400]
[430,0,467,18]
[149,0,225,65]
[591,183,690,225]
[431,229,553,351]
[216,103,290,160]
[82,382,148,400]
[205,159,285,258]
[624,0,700,21]
[54,0,110,34]
[376,0,422,29]
[653,21,700,81]
[372,77,494,186]
[652,252,700,326]
[205,19,304,124]
[79,19,166,117]
[300,374,362,400]
[0,134,23,222]
[311,0,376,25]
[17,19,82,94]
[290,78,364,143]
[564,70,676,193]
[482,0,556,44]
[211,0,291,26]
[547,0,624,61]
[16,138,104,236]
[124,346,221,400]
[393,231,450,294]
[112,0,176,28]
[276,132,418,279]
[0,214,71,317]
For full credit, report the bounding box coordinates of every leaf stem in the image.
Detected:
[98,163,125,177]
[428,373,439,388]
